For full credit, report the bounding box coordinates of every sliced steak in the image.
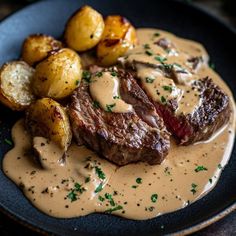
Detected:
[121,61,231,145]
[69,67,170,165]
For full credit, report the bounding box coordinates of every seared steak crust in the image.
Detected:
[69,68,170,165]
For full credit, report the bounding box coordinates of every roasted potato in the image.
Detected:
[0,61,35,111]
[97,15,138,66]
[22,34,62,66]
[26,98,72,151]
[64,5,104,51]
[32,48,82,99]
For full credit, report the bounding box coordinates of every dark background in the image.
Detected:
[0,0,235,235]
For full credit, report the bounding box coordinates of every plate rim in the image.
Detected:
[0,0,235,235]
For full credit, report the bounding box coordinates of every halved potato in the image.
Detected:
[97,15,138,66]
[64,5,104,51]
[0,61,35,111]
[26,98,72,151]
[32,48,82,99]
[22,34,63,66]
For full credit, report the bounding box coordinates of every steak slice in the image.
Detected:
[121,61,231,145]
[69,67,170,165]
[154,77,231,144]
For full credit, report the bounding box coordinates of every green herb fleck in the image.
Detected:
[75,80,80,86]
[110,71,118,77]
[218,164,222,169]
[136,177,142,184]
[145,50,153,56]
[162,85,173,92]
[113,95,120,99]
[95,166,106,180]
[195,166,208,172]
[85,177,90,183]
[209,62,215,70]
[95,183,103,193]
[106,103,116,112]
[82,71,91,83]
[145,77,155,83]
[4,139,12,146]
[132,185,138,189]
[98,195,105,202]
[93,101,100,109]
[105,193,115,206]
[209,178,213,184]
[191,183,197,194]
[95,71,103,77]
[67,191,77,202]
[155,56,167,63]
[151,194,158,203]
[143,43,150,49]
[160,96,167,104]
[105,205,123,213]
[74,182,85,194]
[154,32,160,37]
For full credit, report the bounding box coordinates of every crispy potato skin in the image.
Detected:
[22,34,62,66]
[26,98,72,151]
[32,48,82,99]
[0,61,35,111]
[97,15,138,66]
[64,5,104,51]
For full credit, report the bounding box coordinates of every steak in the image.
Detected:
[69,67,170,165]
[121,60,231,145]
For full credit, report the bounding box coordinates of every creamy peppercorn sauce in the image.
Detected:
[3,29,236,220]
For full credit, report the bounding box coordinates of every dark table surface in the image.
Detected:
[0,0,236,235]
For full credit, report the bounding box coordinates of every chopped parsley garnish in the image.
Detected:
[145,77,155,83]
[143,43,150,49]
[98,195,105,202]
[110,71,118,77]
[132,185,138,189]
[67,182,85,202]
[151,194,158,203]
[209,62,215,70]
[85,177,90,183]
[136,177,142,184]
[67,191,77,202]
[195,166,208,172]
[93,101,100,109]
[154,32,160,37]
[82,71,91,83]
[155,56,167,63]
[75,80,80,86]
[113,95,120,99]
[190,183,197,195]
[145,50,153,56]
[95,166,106,180]
[218,164,222,169]
[162,85,173,92]
[209,178,213,184]
[160,96,167,104]
[95,183,103,193]
[4,138,12,146]
[106,103,116,112]
[105,193,115,206]
[95,71,103,77]
[105,205,123,213]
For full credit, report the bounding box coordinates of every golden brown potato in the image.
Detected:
[22,34,62,66]
[0,61,35,111]
[64,5,104,51]
[26,98,72,151]
[32,48,82,99]
[97,15,138,66]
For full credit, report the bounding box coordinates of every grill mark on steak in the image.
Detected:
[69,67,170,165]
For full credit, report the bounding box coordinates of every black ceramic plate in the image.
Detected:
[0,0,235,235]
